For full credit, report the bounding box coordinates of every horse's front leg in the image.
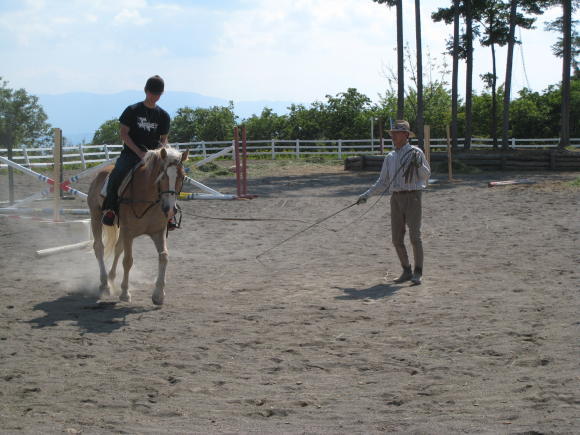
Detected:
[91,217,109,296]
[150,231,168,306]
[108,234,124,292]
[119,234,134,303]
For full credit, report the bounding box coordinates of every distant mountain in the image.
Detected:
[37,91,297,144]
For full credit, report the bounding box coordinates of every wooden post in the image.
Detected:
[53,128,62,222]
[446,124,453,181]
[271,139,276,160]
[241,125,248,196]
[424,125,431,165]
[233,127,241,197]
[295,139,300,159]
[338,139,342,160]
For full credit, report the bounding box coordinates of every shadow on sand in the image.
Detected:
[28,291,157,334]
[335,283,403,301]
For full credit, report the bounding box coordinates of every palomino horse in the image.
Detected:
[87,147,189,305]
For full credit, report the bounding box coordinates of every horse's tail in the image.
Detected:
[102,224,120,258]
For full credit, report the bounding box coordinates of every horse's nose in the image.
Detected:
[162,204,171,216]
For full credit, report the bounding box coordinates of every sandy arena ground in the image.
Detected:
[0,161,579,434]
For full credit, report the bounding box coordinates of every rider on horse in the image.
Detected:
[102,75,177,230]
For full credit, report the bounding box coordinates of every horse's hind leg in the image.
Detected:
[150,231,168,306]
[119,234,134,303]
[91,216,110,297]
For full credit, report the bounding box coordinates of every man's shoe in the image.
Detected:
[102,210,116,226]
[411,267,423,285]
[394,266,413,283]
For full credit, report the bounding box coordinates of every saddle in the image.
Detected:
[100,161,145,198]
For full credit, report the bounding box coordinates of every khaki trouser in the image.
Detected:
[390,190,423,269]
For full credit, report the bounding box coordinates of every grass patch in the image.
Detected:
[566,177,580,187]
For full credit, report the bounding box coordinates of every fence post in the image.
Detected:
[511,137,516,149]
[22,144,30,167]
[53,128,62,221]
[3,131,15,204]
[271,139,276,160]
[338,139,342,160]
[104,144,110,160]
[201,141,207,159]
[424,125,431,164]
[295,139,300,159]
[79,144,86,169]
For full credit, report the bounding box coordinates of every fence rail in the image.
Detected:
[1,137,579,169]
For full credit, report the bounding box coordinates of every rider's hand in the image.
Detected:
[357,195,368,205]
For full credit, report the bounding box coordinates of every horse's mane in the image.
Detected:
[142,147,182,175]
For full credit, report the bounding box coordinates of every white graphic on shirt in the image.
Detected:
[137,117,157,132]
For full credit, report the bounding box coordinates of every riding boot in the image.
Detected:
[394,265,413,283]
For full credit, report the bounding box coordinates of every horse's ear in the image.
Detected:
[181,150,189,163]
[160,147,167,159]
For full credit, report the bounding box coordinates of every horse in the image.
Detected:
[87,147,189,305]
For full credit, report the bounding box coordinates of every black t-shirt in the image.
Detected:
[119,102,170,153]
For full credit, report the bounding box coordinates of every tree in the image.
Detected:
[545,3,580,73]
[451,0,461,151]
[92,119,121,144]
[415,0,425,149]
[558,0,574,148]
[502,0,548,149]
[243,108,288,140]
[0,77,52,149]
[170,103,237,142]
[465,0,475,150]
[474,0,510,148]
[432,0,480,150]
[322,88,373,139]
[373,0,405,118]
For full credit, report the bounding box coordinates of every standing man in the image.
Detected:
[102,75,172,227]
[357,120,431,284]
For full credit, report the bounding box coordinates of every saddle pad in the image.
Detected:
[100,160,146,198]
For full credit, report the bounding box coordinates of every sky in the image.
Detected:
[0,0,576,105]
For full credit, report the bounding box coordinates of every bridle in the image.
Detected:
[121,160,185,223]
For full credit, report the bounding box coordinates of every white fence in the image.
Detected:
[1,137,579,169]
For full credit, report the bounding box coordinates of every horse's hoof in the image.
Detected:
[152,294,164,306]
[119,293,131,303]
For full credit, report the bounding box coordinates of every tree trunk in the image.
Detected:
[465,0,473,151]
[415,0,424,149]
[559,0,572,150]
[502,0,517,150]
[491,41,498,149]
[451,0,460,151]
[396,0,405,119]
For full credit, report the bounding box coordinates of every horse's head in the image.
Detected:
[155,147,189,219]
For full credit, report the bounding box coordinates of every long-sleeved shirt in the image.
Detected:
[362,143,431,197]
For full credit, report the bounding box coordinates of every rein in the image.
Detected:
[121,160,184,220]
